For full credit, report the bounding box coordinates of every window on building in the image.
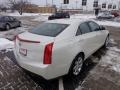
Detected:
[82,0,87,6]
[102,3,106,8]
[108,4,112,9]
[93,0,98,7]
[64,0,69,4]
[113,5,116,9]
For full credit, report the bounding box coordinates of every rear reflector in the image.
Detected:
[44,42,54,64]
[16,35,40,43]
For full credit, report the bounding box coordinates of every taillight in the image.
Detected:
[44,42,54,64]
[14,35,17,46]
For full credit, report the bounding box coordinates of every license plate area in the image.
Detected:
[19,48,27,56]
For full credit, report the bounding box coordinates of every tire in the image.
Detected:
[103,35,110,48]
[5,24,10,30]
[69,54,84,76]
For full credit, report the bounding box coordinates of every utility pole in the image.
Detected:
[119,0,120,10]
[75,0,78,9]
[52,0,53,6]
[46,0,48,6]
[61,3,63,10]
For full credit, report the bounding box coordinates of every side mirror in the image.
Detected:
[99,25,105,30]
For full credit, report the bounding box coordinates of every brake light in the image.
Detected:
[44,42,54,64]
[14,35,17,46]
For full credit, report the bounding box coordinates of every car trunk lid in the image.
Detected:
[15,32,55,64]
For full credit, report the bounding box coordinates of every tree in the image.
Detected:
[0,4,7,12]
[8,0,29,15]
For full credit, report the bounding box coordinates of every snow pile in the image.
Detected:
[71,14,96,19]
[40,13,52,16]
[71,14,120,27]
[0,38,14,51]
[96,20,120,28]
[33,14,49,21]
[100,46,120,73]
[7,12,40,17]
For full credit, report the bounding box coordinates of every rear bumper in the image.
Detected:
[14,50,54,80]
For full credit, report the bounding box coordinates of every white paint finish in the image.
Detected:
[14,19,109,79]
[0,38,14,51]
[59,78,64,90]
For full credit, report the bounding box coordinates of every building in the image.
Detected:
[49,0,120,11]
[23,4,56,13]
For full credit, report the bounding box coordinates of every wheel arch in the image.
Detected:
[6,23,11,27]
[68,51,85,74]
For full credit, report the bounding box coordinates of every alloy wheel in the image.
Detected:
[73,57,83,75]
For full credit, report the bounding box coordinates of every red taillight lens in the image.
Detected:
[14,35,17,46]
[44,42,54,64]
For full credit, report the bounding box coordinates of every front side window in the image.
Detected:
[9,17,15,21]
[29,23,69,37]
[79,22,91,34]
[88,21,100,31]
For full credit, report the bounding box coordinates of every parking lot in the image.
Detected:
[0,13,120,90]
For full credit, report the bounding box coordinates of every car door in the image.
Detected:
[9,17,18,27]
[55,13,60,18]
[88,21,107,48]
[75,22,98,59]
[6,16,15,28]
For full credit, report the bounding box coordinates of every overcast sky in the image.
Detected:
[0,0,61,6]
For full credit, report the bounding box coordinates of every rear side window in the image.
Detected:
[88,21,100,31]
[79,22,91,34]
[29,23,69,37]
[76,26,81,36]
[4,17,10,21]
[9,17,14,21]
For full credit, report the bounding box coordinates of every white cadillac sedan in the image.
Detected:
[14,19,109,80]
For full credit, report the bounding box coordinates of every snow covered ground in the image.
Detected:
[1,12,120,27]
[0,38,14,51]
[95,20,120,28]
[3,12,40,17]
[71,14,120,27]
[0,12,120,90]
[101,46,120,73]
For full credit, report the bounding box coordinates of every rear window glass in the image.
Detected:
[29,23,69,37]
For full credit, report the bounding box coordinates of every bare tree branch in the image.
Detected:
[8,0,30,15]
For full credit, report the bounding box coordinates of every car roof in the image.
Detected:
[46,18,88,25]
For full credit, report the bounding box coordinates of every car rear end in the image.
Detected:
[14,32,55,79]
[14,22,69,79]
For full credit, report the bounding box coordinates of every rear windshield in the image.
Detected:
[29,23,69,37]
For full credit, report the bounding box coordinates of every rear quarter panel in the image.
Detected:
[50,23,81,76]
